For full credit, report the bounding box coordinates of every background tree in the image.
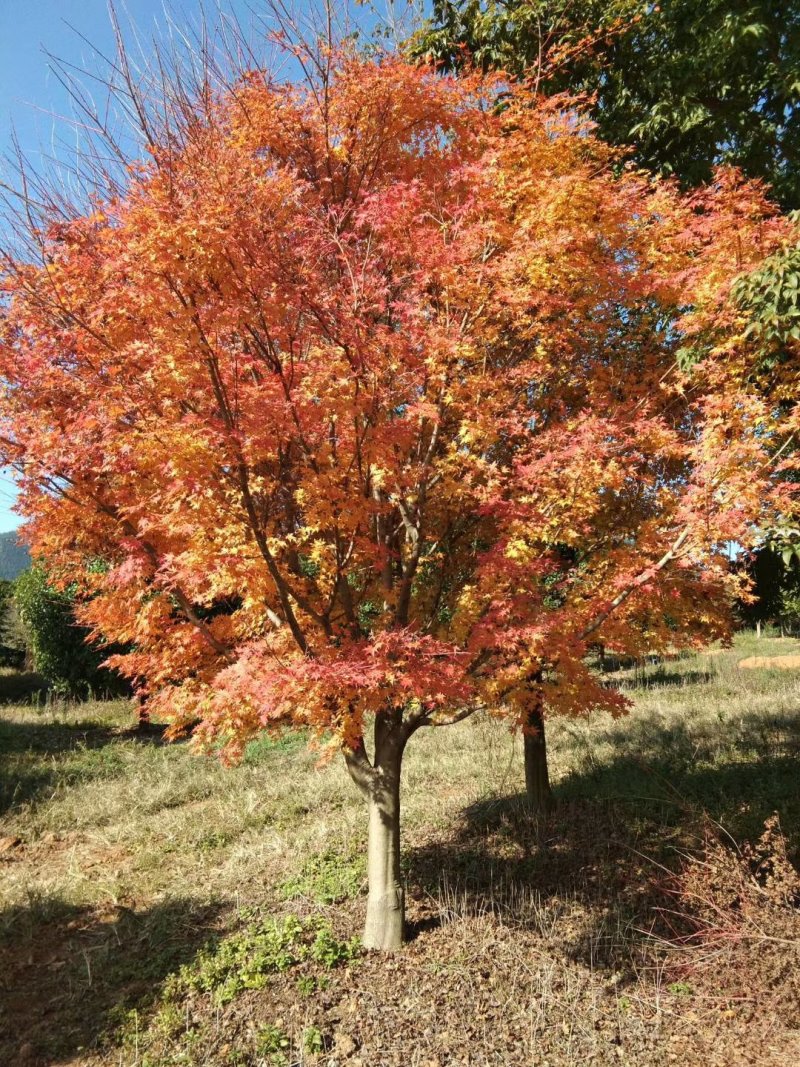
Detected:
[14,566,128,698]
[415,0,800,210]
[0,576,25,666]
[1,44,797,948]
[731,226,800,634]
[741,525,800,635]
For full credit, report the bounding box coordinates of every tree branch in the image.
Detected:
[580,527,690,641]
[343,735,375,797]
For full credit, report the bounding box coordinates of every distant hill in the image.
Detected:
[0,530,30,580]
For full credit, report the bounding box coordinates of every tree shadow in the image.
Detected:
[405,705,800,976]
[0,716,172,816]
[610,668,714,690]
[595,651,693,674]
[407,794,668,970]
[567,706,800,848]
[0,669,132,707]
[0,894,227,1065]
[0,671,49,704]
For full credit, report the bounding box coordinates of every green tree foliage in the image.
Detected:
[14,566,127,698]
[0,577,25,666]
[731,241,800,621]
[741,524,800,633]
[742,547,784,628]
[0,578,14,622]
[415,0,800,209]
[766,527,800,636]
[733,228,800,367]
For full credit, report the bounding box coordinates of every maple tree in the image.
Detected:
[1,49,798,949]
[416,0,800,790]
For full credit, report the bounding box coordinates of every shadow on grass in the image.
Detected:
[568,707,800,849]
[406,706,800,971]
[0,671,49,704]
[0,716,172,816]
[610,668,714,690]
[594,651,694,674]
[0,895,227,1064]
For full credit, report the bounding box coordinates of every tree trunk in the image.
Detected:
[364,757,404,950]
[347,714,407,951]
[756,620,762,639]
[524,703,552,812]
[137,695,151,729]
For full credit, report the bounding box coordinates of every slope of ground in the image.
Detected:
[1,634,800,1066]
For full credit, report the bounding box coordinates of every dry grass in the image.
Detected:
[2,633,800,1065]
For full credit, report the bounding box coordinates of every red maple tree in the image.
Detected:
[1,51,797,947]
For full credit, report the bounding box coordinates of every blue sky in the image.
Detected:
[0,1,406,535]
[1,1,193,533]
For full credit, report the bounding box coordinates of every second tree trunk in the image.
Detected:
[524,702,552,812]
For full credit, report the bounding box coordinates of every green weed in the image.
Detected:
[308,922,360,967]
[280,847,365,905]
[667,981,693,997]
[302,1024,326,1055]
[255,1023,291,1060]
[166,912,359,1007]
[296,973,329,996]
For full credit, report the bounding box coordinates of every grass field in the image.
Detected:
[2,633,800,1066]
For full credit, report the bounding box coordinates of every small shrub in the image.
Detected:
[742,813,800,906]
[14,566,128,699]
[661,814,800,970]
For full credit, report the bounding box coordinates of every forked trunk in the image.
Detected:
[524,703,552,812]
